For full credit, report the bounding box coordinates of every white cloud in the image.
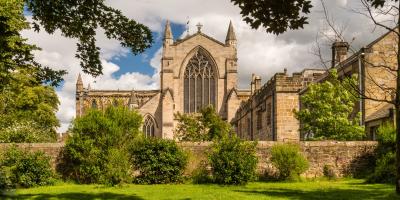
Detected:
[22,0,390,132]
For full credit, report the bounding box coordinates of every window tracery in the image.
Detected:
[143,115,155,137]
[184,49,216,113]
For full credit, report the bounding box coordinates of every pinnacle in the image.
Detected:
[164,20,173,40]
[226,20,236,42]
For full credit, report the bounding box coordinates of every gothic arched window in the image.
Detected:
[91,99,97,109]
[184,49,216,113]
[143,115,155,137]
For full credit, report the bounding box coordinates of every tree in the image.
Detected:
[312,0,400,192]
[0,0,65,88]
[0,0,60,142]
[25,0,153,77]
[59,106,142,185]
[230,0,392,34]
[231,0,312,34]
[295,69,365,140]
[174,106,231,142]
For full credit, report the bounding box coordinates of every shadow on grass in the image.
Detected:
[10,192,144,200]
[235,186,399,200]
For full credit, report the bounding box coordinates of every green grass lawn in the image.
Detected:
[7,179,399,200]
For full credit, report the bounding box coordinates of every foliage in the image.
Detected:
[0,0,65,88]
[295,69,364,141]
[58,106,142,185]
[323,164,336,180]
[0,0,62,142]
[270,143,309,180]
[174,106,231,141]
[130,138,188,184]
[25,0,153,76]
[208,136,258,185]
[368,122,396,184]
[0,68,60,143]
[0,146,54,189]
[231,0,312,34]
[191,162,212,184]
[174,112,207,142]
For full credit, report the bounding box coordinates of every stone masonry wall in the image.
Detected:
[0,141,377,178]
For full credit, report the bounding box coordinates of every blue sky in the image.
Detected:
[111,22,186,78]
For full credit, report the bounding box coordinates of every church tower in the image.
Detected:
[158,20,239,138]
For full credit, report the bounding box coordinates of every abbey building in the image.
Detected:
[76,21,396,141]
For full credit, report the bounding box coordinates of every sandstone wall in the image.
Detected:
[0,141,377,178]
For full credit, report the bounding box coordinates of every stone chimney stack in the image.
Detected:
[163,20,173,46]
[250,74,261,94]
[225,20,237,47]
[331,41,349,67]
[254,76,261,91]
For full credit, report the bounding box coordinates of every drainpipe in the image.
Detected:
[359,49,366,125]
[272,92,276,141]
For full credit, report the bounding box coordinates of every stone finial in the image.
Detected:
[225,20,237,46]
[164,20,173,45]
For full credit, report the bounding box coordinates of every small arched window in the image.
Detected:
[143,115,155,137]
[91,99,97,109]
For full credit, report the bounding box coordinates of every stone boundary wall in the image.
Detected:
[0,141,377,177]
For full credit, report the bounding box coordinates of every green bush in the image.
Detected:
[131,138,188,184]
[270,143,309,180]
[174,106,230,141]
[0,146,54,189]
[209,136,258,185]
[367,122,396,184]
[58,106,141,185]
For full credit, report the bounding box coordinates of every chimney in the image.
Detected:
[254,76,261,91]
[250,74,255,94]
[332,41,349,67]
[250,74,261,94]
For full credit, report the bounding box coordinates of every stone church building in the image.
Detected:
[76,21,396,141]
[76,21,248,139]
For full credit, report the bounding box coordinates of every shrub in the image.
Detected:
[58,106,141,185]
[131,138,188,184]
[191,161,212,184]
[367,122,396,183]
[209,136,258,185]
[0,146,54,189]
[0,120,57,143]
[323,164,336,180]
[270,143,309,180]
[174,106,230,141]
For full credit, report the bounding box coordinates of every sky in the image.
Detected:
[21,0,389,133]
